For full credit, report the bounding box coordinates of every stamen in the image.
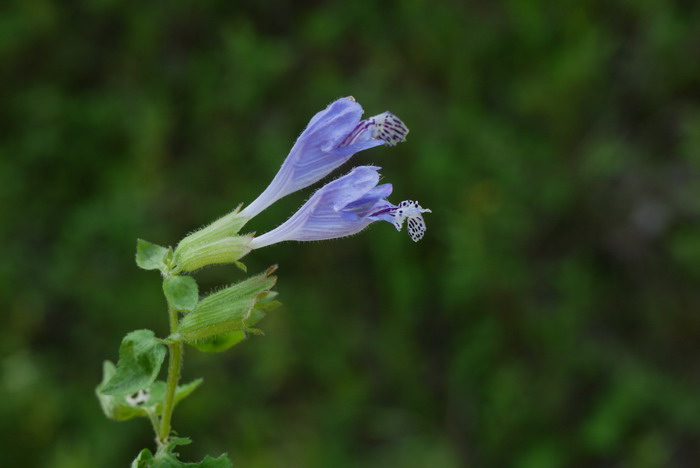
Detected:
[370,206,394,217]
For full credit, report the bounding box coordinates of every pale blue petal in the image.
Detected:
[250,167,390,248]
[241,99,408,219]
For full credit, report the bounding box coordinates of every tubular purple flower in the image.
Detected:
[249,166,431,249]
[239,97,408,219]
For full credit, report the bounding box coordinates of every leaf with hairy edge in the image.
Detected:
[101,330,167,396]
[96,361,149,420]
[96,360,203,421]
[131,448,155,468]
[136,239,170,271]
[163,276,199,312]
[135,438,233,467]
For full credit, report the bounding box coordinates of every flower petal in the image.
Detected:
[241,99,408,219]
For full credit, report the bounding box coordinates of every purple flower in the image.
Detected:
[240,97,409,219]
[249,166,430,249]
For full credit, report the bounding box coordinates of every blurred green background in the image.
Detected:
[3,0,700,466]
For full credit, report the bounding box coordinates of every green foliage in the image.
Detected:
[96,361,152,421]
[163,276,199,312]
[132,438,232,468]
[178,267,277,342]
[136,240,171,272]
[96,361,202,421]
[148,379,203,414]
[101,330,167,396]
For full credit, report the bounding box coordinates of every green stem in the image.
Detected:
[146,408,160,436]
[158,303,183,444]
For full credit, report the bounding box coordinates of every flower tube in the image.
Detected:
[240,97,408,219]
[249,166,430,249]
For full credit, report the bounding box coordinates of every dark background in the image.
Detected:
[3,1,700,466]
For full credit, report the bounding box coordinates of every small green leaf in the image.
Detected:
[148,378,203,412]
[131,448,155,468]
[179,266,277,342]
[96,361,149,420]
[186,454,233,468]
[163,276,199,312]
[136,239,169,271]
[96,362,202,421]
[101,330,167,396]
[153,437,232,467]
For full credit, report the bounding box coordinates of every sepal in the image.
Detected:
[172,205,253,272]
[173,235,253,273]
[177,205,249,246]
[189,291,280,353]
[178,266,278,342]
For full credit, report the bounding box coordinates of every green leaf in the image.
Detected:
[96,361,150,420]
[163,276,199,312]
[136,239,170,271]
[179,266,277,342]
[101,330,167,396]
[96,361,202,421]
[185,454,233,468]
[151,438,233,468]
[148,378,203,412]
[131,448,155,468]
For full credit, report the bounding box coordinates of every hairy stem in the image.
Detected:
[158,303,183,444]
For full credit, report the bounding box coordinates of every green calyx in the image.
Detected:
[172,206,252,273]
[172,235,253,274]
[177,205,250,247]
[178,266,278,342]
